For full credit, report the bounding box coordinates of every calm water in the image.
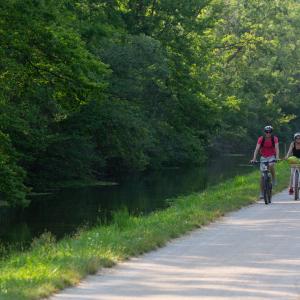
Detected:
[0,154,252,249]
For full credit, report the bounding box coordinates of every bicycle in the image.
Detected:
[290,164,300,200]
[252,160,277,205]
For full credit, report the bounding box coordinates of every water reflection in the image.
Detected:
[0,155,251,249]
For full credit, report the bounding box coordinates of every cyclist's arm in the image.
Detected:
[251,143,261,161]
[285,142,294,159]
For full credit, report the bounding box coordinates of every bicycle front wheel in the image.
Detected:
[268,181,272,203]
[295,170,299,200]
[263,173,270,205]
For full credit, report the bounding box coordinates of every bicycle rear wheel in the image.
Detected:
[295,170,299,200]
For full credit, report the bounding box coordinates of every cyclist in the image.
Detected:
[250,125,280,199]
[285,132,300,194]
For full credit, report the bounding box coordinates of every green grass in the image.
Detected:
[0,162,291,300]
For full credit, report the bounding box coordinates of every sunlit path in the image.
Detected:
[50,190,300,300]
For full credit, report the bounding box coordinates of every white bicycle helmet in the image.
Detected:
[264,125,273,133]
[294,132,300,140]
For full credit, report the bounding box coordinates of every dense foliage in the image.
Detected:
[0,0,299,206]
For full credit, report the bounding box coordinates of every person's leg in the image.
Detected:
[268,155,276,185]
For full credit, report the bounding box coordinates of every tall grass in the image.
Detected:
[0,162,290,300]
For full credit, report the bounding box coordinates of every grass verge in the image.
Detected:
[0,162,291,300]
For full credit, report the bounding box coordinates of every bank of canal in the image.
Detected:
[0,161,291,300]
[0,154,251,250]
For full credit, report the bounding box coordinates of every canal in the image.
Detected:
[0,154,252,250]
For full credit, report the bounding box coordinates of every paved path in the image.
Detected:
[50,190,300,300]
